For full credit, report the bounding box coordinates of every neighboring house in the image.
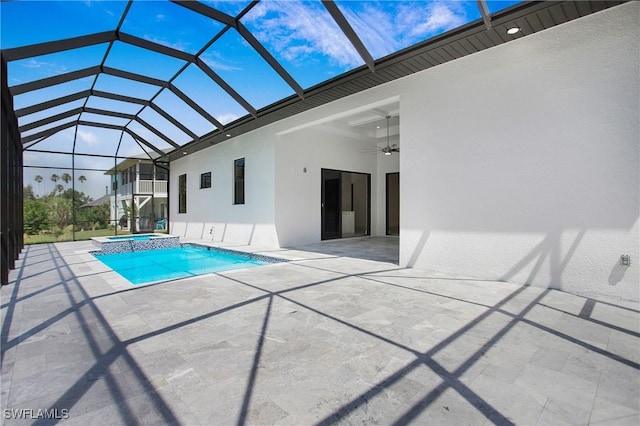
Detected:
[104,154,168,233]
[80,194,111,208]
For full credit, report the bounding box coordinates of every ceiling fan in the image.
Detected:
[380,115,399,156]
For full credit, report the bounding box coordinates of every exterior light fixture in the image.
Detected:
[384,151,392,156]
[507,27,520,35]
[182,151,188,155]
[226,134,232,137]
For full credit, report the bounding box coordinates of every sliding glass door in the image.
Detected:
[321,169,370,240]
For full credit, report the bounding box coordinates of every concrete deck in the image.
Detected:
[1,237,638,425]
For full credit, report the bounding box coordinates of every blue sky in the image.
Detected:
[1,0,522,198]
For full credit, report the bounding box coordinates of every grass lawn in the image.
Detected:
[25,229,131,245]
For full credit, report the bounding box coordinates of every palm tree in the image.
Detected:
[50,174,59,195]
[61,173,71,187]
[55,184,64,194]
[78,175,87,194]
[34,175,43,197]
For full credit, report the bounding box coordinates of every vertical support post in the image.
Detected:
[1,66,8,286]
[1,54,23,285]
[114,156,118,236]
[72,128,77,241]
[151,161,156,232]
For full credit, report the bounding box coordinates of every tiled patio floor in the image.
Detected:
[1,238,638,425]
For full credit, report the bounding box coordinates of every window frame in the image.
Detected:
[178,173,187,213]
[233,158,245,205]
[200,171,212,189]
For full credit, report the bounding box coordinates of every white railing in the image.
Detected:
[137,180,167,194]
[117,180,167,196]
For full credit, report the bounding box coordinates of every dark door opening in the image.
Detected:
[386,172,399,236]
[321,169,370,240]
[321,170,342,240]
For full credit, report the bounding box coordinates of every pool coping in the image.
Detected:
[91,233,174,244]
[182,243,289,265]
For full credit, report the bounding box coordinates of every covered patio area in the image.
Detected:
[1,240,638,424]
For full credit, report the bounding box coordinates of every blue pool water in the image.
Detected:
[94,245,274,285]
[107,235,156,241]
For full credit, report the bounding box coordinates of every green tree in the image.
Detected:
[24,184,36,200]
[50,174,59,195]
[48,196,72,228]
[55,183,64,194]
[34,175,43,196]
[78,175,86,187]
[79,203,109,230]
[61,173,72,187]
[61,188,91,209]
[24,198,48,234]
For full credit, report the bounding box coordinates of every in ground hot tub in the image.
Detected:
[91,233,180,254]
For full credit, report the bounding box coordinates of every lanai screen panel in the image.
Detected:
[2,0,530,200]
[335,0,481,59]
[241,1,365,88]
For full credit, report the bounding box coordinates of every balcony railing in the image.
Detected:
[117,180,167,197]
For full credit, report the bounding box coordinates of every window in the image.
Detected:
[156,167,168,181]
[200,171,211,189]
[178,174,187,213]
[234,158,245,205]
[139,163,153,180]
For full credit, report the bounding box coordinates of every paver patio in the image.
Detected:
[1,238,638,425]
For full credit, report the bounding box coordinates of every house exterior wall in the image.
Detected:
[375,137,400,237]
[274,124,399,247]
[171,2,638,300]
[169,130,278,246]
[397,2,639,301]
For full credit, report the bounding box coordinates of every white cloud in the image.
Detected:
[77,129,98,145]
[216,112,240,125]
[341,5,397,59]
[23,59,48,69]
[201,54,243,72]
[144,35,189,52]
[244,1,362,69]
[21,59,68,75]
[320,1,471,60]
[397,1,468,40]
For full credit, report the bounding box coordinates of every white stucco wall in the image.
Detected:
[274,123,394,247]
[375,136,400,236]
[170,2,638,300]
[398,2,639,300]
[169,131,278,246]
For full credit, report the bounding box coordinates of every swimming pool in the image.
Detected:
[107,235,157,241]
[93,244,281,285]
